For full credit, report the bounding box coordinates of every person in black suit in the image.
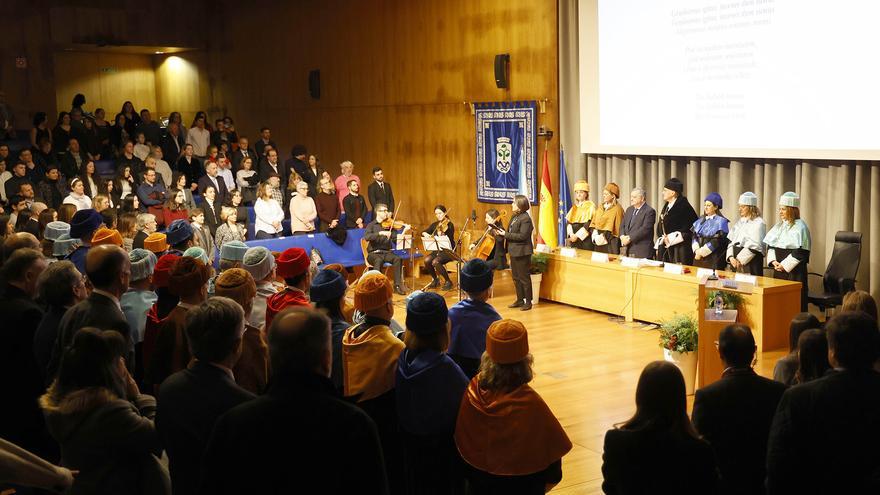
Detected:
[367,166,395,211]
[157,298,256,495]
[230,136,256,174]
[498,195,534,311]
[176,144,202,191]
[198,161,229,207]
[258,148,285,186]
[620,187,657,259]
[0,249,50,457]
[602,361,719,494]
[766,311,880,494]
[59,138,89,180]
[160,121,185,165]
[285,144,309,181]
[692,324,786,495]
[199,189,222,237]
[201,308,388,495]
[47,245,133,380]
[656,177,698,264]
[253,127,277,158]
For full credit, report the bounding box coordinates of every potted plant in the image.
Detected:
[658,313,699,395]
[529,252,549,305]
[705,290,744,310]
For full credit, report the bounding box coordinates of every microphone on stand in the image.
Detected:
[471,209,477,223]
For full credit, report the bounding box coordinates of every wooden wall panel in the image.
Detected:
[53,52,156,117]
[211,0,559,229]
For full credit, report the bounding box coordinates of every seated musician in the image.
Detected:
[364,203,411,295]
[469,209,508,271]
[565,180,596,250]
[422,205,455,290]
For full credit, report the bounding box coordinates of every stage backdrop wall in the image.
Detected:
[559,0,879,299]
[208,0,560,229]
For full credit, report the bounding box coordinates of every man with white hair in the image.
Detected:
[620,187,657,259]
[132,213,158,250]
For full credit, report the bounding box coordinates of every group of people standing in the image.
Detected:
[563,177,812,309]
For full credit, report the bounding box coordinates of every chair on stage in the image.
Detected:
[808,231,862,318]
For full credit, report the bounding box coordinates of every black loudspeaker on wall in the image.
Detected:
[494,54,510,89]
[309,70,320,99]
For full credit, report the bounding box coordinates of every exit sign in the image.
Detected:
[100,67,118,73]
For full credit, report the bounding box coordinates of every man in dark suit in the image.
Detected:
[367,166,395,212]
[160,121,185,165]
[157,298,255,495]
[258,148,285,187]
[285,144,309,180]
[766,311,880,495]
[48,245,133,379]
[254,127,277,158]
[230,135,256,174]
[620,187,657,259]
[59,138,89,181]
[0,249,49,456]
[692,324,785,495]
[201,308,388,495]
[198,160,229,207]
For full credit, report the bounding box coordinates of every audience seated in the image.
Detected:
[794,328,831,384]
[156,297,255,495]
[310,268,351,392]
[692,324,786,495]
[33,261,87,380]
[146,256,210,390]
[40,328,169,494]
[766,311,880,493]
[265,247,312,328]
[396,291,468,495]
[132,212,157,250]
[773,312,821,385]
[840,289,878,320]
[201,307,387,494]
[0,249,50,456]
[602,360,717,494]
[456,319,572,494]
[49,245,133,379]
[448,259,502,378]
[213,269,269,394]
[241,246,278,330]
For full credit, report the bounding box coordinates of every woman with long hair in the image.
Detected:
[223,188,249,234]
[764,192,812,311]
[162,188,189,227]
[30,111,51,151]
[773,312,821,385]
[120,195,140,215]
[171,172,196,211]
[119,212,138,252]
[726,192,766,275]
[214,206,247,250]
[235,156,258,204]
[794,329,831,384]
[57,204,78,224]
[110,113,129,155]
[38,208,57,238]
[115,165,136,200]
[119,101,140,135]
[602,361,718,493]
[39,328,168,494]
[254,181,284,239]
[78,161,98,199]
[52,112,72,160]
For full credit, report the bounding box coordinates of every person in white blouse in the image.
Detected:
[186,115,210,158]
[254,181,284,239]
[726,192,767,276]
[236,156,258,204]
[62,178,93,211]
[289,181,317,234]
[217,153,236,192]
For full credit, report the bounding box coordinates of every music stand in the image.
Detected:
[450,213,472,300]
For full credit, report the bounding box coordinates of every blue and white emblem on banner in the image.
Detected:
[475,101,537,204]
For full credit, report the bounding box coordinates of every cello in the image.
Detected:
[469,210,506,260]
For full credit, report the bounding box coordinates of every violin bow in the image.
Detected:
[387,201,403,233]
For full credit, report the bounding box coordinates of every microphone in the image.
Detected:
[471,209,477,222]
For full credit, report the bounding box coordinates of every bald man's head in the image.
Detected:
[268,308,331,379]
[2,232,40,263]
[86,245,130,292]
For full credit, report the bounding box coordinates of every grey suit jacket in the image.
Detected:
[620,204,656,258]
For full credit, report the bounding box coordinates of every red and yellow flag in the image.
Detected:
[536,148,557,249]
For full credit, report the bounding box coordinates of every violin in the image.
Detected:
[381,218,409,230]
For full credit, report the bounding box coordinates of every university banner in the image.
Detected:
[474,101,537,203]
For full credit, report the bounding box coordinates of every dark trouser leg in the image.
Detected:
[423,252,438,278]
[255,230,277,239]
[367,253,384,271]
[510,255,530,302]
[391,255,404,286]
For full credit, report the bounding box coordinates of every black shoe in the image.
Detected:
[395,285,408,296]
[426,278,440,289]
[508,300,524,308]
[520,302,533,311]
[441,281,453,291]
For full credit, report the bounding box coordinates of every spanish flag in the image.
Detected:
[536,148,557,249]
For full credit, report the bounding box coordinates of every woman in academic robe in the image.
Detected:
[589,182,625,254]
[763,191,811,311]
[690,192,730,270]
[565,180,596,250]
[656,178,699,264]
[455,319,572,494]
[726,192,766,276]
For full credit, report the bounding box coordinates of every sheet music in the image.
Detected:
[421,235,451,252]
[395,234,413,250]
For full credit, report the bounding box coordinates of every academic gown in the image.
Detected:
[691,214,730,270]
[726,216,767,275]
[764,219,811,311]
[565,201,596,250]
[657,197,699,264]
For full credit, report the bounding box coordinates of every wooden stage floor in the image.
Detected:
[393,269,786,494]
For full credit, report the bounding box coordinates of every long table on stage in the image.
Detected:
[539,250,802,352]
